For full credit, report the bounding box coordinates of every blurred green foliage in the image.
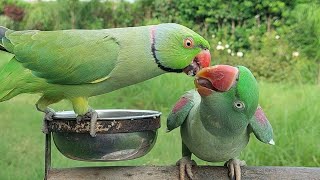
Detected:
[0,0,319,83]
[212,31,318,83]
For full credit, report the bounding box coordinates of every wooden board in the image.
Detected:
[47,166,320,180]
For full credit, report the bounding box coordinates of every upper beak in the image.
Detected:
[195,65,239,96]
[183,49,211,76]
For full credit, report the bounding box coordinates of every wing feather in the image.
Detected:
[167,90,196,131]
[249,105,274,145]
[4,29,119,85]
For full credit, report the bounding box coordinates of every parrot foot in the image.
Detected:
[44,108,56,121]
[41,108,56,134]
[176,156,197,180]
[76,109,98,137]
[225,158,246,180]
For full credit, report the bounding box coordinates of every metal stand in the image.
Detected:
[44,120,51,180]
[41,109,161,180]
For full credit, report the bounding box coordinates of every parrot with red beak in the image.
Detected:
[0,23,211,137]
[167,65,274,180]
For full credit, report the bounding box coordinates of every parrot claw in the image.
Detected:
[76,115,83,123]
[44,108,55,121]
[225,159,246,180]
[176,156,197,180]
[76,109,98,137]
[41,108,56,134]
[89,110,98,137]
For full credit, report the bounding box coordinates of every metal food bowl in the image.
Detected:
[47,109,161,162]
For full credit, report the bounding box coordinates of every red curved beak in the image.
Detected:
[183,49,211,76]
[195,65,239,96]
[197,49,211,68]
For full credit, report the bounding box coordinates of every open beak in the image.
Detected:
[183,49,211,76]
[195,65,239,96]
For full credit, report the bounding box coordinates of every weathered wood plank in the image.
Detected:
[47,166,320,180]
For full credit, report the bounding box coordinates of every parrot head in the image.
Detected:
[152,23,211,76]
[194,65,261,134]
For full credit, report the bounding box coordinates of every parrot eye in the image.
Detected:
[234,100,245,110]
[184,38,194,48]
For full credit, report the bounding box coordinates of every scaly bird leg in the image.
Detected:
[36,105,56,134]
[36,95,62,133]
[71,97,98,137]
[42,107,56,121]
[176,156,197,180]
[176,140,196,180]
[76,108,98,137]
[225,158,246,180]
[42,108,56,134]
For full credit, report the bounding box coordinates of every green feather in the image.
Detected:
[167,90,197,131]
[236,66,259,118]
[6,30,119,84]
[249,105,274,144]
[154,24,210,70]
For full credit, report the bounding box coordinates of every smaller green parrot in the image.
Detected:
[167,65,274,180]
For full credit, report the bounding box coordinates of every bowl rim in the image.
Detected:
[53,109,162,120]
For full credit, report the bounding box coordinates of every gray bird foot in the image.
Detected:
[225,158,246,180]
[176,156,197,180]
[41,108,56,134]
[76,109,98,137]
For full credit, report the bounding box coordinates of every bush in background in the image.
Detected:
[0,0,319,84]
[211,31,318,84]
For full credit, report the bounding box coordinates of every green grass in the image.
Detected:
[0,74,319,180]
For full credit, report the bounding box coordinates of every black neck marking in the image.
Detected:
[151,27,183,73]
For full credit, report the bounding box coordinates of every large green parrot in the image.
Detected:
[0,23,211,137]
[167,65,274,180]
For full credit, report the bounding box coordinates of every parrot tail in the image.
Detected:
[0,26,43,102]
[0,26,33,101]
[0,56,22,101]
[0,26,15,101]
[0,27,25,101]
[0,56,40,102]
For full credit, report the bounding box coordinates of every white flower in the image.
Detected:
[211,34,215,38]
[231,52,235,56]
[275,35,280,40]
[292,51,299,57]
[216,45,225,50]
[227,49,232,54]
[236,51,244,57]
[225,44,230,49]
[218,41,222,45]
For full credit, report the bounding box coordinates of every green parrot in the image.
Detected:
[0,23,211,137]
[167,65,274,180]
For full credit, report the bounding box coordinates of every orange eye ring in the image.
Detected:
[184,38,194,48]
